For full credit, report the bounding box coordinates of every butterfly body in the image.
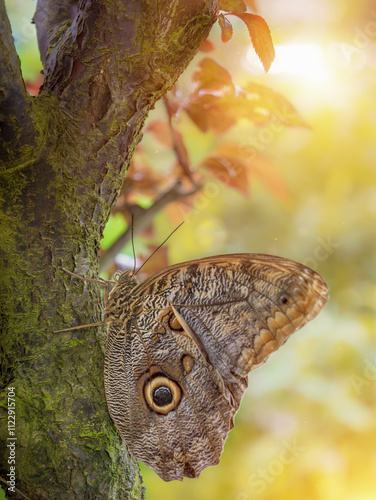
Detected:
[103,254,328,481]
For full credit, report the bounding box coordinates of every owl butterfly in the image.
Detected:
[91,253,327,481]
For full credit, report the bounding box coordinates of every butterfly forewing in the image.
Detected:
[103,254,328,481]
[135,254,328,376]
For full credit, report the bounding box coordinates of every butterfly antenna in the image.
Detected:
[131,213,137,275]
[134,221,184,276]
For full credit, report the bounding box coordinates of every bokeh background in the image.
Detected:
[6,1,376,499]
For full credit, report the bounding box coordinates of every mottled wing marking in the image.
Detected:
[103,254,328,481]
[104,284,239,481]
[135,255,327,377]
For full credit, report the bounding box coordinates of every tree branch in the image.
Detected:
[164,95,197,183]
[34,0,79,63]
[29,0,217,254]
[0,0,35,167]
[37,0,217,175]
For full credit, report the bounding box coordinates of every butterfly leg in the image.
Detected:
[52,321,106,333]
[52,267,113,333]
[60,267,116,304]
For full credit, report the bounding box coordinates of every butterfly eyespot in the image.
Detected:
[153,386,173,406]
[144,375,182,414]
[159,308,185,333]
[181,354,194,373]
[168,314,184,332]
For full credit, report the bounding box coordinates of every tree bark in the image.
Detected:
[0,0,217,498]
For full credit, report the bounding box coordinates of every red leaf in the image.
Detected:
[191,57,235,93]
[184,94,238,134]
[244,0,258,12]
[165,196,195,226]
[218,0,247,13]
[236,13,275,72]
[202,144,290,203]
[243,82,308,127]
[249,155,291,205]
[146,121,173,147]
[184,81,307,136]
[217,13,233,43]
[119,159,168,205]
[200,39,215,52]
[25,76,43,96]
[201,154,249,195]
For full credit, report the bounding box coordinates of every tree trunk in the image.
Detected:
[0,0,216,497]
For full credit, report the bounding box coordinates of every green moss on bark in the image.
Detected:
[0,0,217,497]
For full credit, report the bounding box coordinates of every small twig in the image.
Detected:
[163,95,197,185]
[0,475,33,500]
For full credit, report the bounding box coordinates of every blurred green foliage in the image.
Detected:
[6,0,376,499]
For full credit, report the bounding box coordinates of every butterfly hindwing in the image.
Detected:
[104,303,242,481]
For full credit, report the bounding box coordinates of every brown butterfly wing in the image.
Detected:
[104,287,245,482]
[104,254,328,481]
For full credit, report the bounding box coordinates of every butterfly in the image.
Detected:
[96,253,328,481]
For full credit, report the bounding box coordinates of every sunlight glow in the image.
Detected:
[246,43,330,85]
[270,43,328,83]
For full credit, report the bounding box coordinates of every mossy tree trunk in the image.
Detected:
[0,0,216,497]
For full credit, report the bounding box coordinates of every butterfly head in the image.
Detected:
[115,269,139,288]
[105,270,139,322]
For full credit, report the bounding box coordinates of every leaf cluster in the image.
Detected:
[99,1,305,273]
